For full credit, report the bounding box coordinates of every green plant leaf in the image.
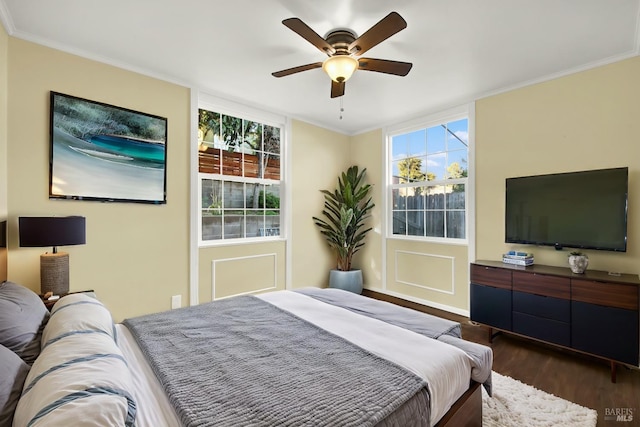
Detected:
[313,165,375,271]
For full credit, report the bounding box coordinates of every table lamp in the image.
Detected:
[19,216,86,295]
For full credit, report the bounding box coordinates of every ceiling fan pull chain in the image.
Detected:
[339,96,344,120]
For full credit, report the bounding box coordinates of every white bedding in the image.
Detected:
[116,291,472,426]
[115,324,181,427]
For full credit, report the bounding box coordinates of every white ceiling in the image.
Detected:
[1,0,639,135]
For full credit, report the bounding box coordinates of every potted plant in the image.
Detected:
[568,251,589,274]
[313,165,375,294]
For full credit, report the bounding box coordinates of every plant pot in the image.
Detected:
[568,255,589,274]
[329,269,363,294]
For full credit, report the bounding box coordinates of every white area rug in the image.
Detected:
[482,371,598,427]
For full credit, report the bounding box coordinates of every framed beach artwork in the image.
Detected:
[49,91,168,204]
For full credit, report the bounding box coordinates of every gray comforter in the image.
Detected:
[295,288,462,338]
[124,295,431,427]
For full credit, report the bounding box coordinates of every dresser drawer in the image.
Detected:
[470,283,512,331]
[513,271,570,299]
[572,301,639,365]
[513,312,570,347]
[471,264,512,290]
[513,291,570,322]
[572,279,639,310]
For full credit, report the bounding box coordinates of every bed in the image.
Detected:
[1,281,492,427]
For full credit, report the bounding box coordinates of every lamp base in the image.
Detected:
[40,252,69,295]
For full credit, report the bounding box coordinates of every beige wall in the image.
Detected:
[198,241,286,301]
[6,38,191,322]
[290,119,350,288]
[385,240,469,311]
[0,23,7,217]
[476,56,640,274]
[349,129,383,288]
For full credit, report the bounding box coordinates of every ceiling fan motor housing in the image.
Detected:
[324,29,357,54]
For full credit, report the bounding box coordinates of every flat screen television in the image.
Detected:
[505,167,628,252]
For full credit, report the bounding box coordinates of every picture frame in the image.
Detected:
[49,91,168,204]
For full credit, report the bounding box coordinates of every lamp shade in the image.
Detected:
[19,217,86,249]
[0,220,6,248]
[322,55,358,83]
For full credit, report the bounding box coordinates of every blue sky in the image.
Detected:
[391,118,468,181]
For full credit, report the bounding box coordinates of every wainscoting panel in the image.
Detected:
[212,253,277,300]
[395,250,455,295]
[383,239,469,314]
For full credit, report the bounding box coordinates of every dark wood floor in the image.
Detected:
[363,290,640,427]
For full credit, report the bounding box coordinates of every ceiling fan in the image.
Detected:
[272,12,413,98]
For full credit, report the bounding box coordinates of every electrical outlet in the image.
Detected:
[171,295,181,309]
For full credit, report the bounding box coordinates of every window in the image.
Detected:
[389,117,468,240]
[198,109,282,242]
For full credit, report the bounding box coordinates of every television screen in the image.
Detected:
[49,91,168,204]
[505,167,628,252]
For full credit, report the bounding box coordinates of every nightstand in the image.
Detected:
[39,289,95,311]
[40,295,59,311]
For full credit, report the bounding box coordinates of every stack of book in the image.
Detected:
[502,251,534,266]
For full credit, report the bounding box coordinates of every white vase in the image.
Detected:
[568,255,589,274]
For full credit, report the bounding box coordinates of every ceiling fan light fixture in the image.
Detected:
[322,55,358,83]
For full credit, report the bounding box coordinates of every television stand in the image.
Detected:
[470,260,640,383]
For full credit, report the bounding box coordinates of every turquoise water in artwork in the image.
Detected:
[89,134,165,164]
[51,127,166,202]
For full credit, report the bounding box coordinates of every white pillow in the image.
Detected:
[41,293,116,348]
[13,296,136,427]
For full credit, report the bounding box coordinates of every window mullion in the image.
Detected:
[221,180,226,240]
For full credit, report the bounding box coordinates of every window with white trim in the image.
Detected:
[198,109,282,242]
[389,117,468,240]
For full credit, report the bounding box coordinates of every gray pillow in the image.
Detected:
[0,281,50,364]
[0,344,30,427]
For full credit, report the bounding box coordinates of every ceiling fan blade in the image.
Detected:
[357,58,413,76]
[331,80,345,98]
[272,62,323,78]
[282,18,336,56]
[349,12,407,56]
